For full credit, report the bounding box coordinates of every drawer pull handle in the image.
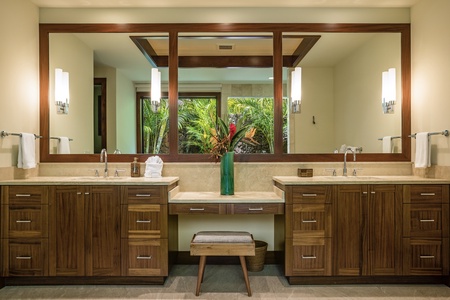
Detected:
[362,192,368,195]
[16,256,32,260]
[84,192,89,195]
[420,219,435,222]
[136,220,151,223]
[302,194,317,197]
[420,193,436,196]
[420,255,435,259]
[136,194,151,197]
[301,255,316,259]
[77,192,82,195]
[15,194,31,197]
[189,208,205,211]
[248,207,263,211]
[137,255,152,260]
[302,219,317,223]
[16,220,32,223]
[370,191,375,194]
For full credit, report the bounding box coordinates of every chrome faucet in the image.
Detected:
[343,148,356,176]
[100,148,108,177]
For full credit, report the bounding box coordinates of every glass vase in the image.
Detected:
[220,151,234,195]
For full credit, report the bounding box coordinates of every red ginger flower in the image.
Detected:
[229,123,236,141]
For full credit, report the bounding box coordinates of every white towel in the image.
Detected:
[382,136,392,153]
[17,133,36,169]
[144,156,163,178]
[57,137,71,154]
[415,132,431,168]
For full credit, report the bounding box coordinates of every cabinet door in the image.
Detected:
[85,186,121,276]
[49,186,85,276]
[362,185,402,276]
[333,185,362,276]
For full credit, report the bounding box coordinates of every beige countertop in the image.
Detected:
[169,186,284,203]
[273,175,450,185]
[0,176,179,186]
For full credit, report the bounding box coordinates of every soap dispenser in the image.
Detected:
[131,157,140,177]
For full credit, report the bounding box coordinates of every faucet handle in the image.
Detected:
[325,168,337,176]
[353,168,363,176]
[88,168,100,177]
[115,168,126,177]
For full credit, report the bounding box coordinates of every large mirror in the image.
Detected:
[40,23,411,162]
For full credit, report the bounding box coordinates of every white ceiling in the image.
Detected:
[30,0,419,8]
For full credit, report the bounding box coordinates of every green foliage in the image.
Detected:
[142,99,169,154]
[177,98,217,153]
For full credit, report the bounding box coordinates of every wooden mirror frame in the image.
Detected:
[39,23,410,163]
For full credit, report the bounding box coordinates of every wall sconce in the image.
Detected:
[382,68,396,114]
[151,68,161,113]
[55,68,70,114]
[291,67,302,113]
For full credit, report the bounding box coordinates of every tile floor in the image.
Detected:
[1,265,450,299]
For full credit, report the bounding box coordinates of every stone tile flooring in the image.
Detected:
[1,265,450,299]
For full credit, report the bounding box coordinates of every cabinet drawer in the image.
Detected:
[4,205,48,238]
[403,204,444,237]
[123,187,162,204]
[169,203,227,215]
[408,185,444,204]
[6,186,47,205]
[122,204,167,238]
[227,203,284,215]
[292,204,331,238]
[403,238,449,275]
[292,186,331,204]
[286,237,332,276]
[121,239,168,276]
[2,239,48,276]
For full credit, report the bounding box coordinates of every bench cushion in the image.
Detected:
[192,231,253,243]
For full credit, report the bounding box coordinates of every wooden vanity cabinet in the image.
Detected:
[49,185,121,276]
[1,186,49,276]
[402,185,449,275]
[285,185,333,276]
[334,184,402,276]
[121,186,170,277]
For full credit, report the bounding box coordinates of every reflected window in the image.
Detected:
[178,94,219,154]
[138,95,169,154]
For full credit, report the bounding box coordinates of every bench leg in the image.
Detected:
[239,256,252,297]
[195,256,207,296]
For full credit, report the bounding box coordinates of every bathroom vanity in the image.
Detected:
[1,175,450,288]
[273,176,450,285]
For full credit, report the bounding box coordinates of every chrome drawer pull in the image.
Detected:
[16,256,32,260]
[248,207,263,211]
[15,194,31,197]
[136,220,151,223]
[301,255,317,259]
[77,192,82,195]
[137,255,152,260]
[302,193,317,197]
[370,191,375,194]
[16,220,32,223]
[84,192,89,195]
[420,193,436,196]
[189,208,205,211]
[420,219,435,222]
[419,255,435,259]
[136,194,151,197]
[362,192,368,195]
[302,219,317,223]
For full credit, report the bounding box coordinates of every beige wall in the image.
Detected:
[411,0,450,167]
[334,33,402,153]
[49,33,94,154]
[0,0,39,169]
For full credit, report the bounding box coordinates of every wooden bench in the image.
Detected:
[190,231,256,296]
